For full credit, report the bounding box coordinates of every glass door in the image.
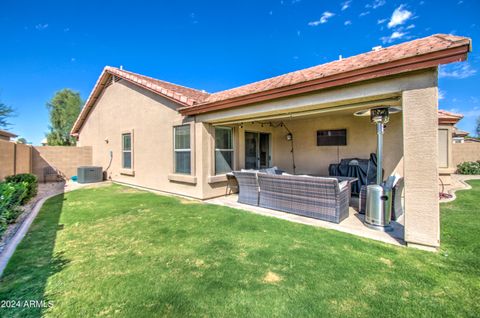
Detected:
[245,132,271,169]
[245,132,258,169]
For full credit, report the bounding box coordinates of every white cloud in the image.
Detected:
[35,23,48,30]
[308,11,335,26]
[366,0,386,9]
[377,18,387,24]
[344,20,352,26]
[359,11,370,17]
[387,5,412,28]
[438,89,446,100]
[439,63,477,79]
[341,0,351,10]
[406,24,415,29]
[381,31,406,44]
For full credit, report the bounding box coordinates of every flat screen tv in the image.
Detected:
[317,129,347,146]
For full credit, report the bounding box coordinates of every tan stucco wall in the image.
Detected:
[402,86,440,249]
[32,146,92,181]
[270,113,403,176]
[77,80,206,198]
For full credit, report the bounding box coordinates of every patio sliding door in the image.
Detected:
[245,132,270,170]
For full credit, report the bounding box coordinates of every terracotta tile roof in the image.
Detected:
[438,109,464,124]
[453,127,469,137]
[106,67,210,106]
[199,34,471,105]
[71,34,471,134]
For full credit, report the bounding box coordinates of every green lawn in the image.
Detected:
[0,182,479,317]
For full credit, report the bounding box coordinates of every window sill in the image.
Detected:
[120,169,135,176]
[168,173,197,185]
[207,174,228,184]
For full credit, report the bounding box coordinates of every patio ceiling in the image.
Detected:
[207,94,402,125]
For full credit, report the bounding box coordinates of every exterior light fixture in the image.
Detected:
[286,133,293,141]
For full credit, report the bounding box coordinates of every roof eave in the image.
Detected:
[180,44,471,116]
[70,68,194,135]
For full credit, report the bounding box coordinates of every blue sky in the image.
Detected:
[0,0,478,144]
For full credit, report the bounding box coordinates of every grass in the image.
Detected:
[0,182,479,317]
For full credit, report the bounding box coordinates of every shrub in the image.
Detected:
[457,161,480,175]
[5,173,38,204]
[0,181,28,234]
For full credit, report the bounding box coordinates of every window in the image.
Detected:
[174,125,191,174]
[122,133,132,169]
[215,127,234,174]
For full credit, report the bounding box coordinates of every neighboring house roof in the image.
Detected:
[0,129,17,139]
[453,127,469,137]
[438,109,464,125]
[71,34,471,135]
[464,138,480,143]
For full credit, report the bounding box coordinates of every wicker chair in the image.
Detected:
[359,177,404,220]
[232,171,260,206]
[257,174,350,223]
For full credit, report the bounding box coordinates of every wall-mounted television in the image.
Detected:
[317,129,347,146]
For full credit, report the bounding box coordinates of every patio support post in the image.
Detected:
[402,85,440,251]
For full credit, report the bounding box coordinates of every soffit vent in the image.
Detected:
[104,75,122,88]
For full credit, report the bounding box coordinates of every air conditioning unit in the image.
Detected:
[77,166,103,183]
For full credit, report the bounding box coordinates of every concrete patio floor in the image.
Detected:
[206,194,405,247]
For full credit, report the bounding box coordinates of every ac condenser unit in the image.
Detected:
[77,166,103,183]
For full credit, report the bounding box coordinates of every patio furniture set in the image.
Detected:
[231,162,404,225]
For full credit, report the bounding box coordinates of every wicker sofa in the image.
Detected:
[233,171,350,223]
[232,171,260,205]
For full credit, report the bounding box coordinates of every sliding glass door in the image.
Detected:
[245,132,270,170]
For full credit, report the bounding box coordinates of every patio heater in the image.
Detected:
[354,106,401,231]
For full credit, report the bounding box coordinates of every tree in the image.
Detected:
[0,101,15,129]
[16,137,27,144]
[476,116,480,137]
[46,89,82,146]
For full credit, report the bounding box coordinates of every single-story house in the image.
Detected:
[71,34,471,250]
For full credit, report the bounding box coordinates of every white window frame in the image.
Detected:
[215,126,235,175]
[121,130,134,175]
[174,125,191,175]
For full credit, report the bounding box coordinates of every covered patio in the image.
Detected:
[204,94,406,246]
[196,70,438,250]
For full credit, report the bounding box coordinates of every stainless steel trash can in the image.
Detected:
[365,184,393,231]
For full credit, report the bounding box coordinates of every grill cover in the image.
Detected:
[328,153,381,195]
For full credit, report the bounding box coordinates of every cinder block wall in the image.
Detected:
[452,143,480,167]
[0,140,16,180]
[15,143,32,174]
[0,140,32,181]
[32,146,92,181]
